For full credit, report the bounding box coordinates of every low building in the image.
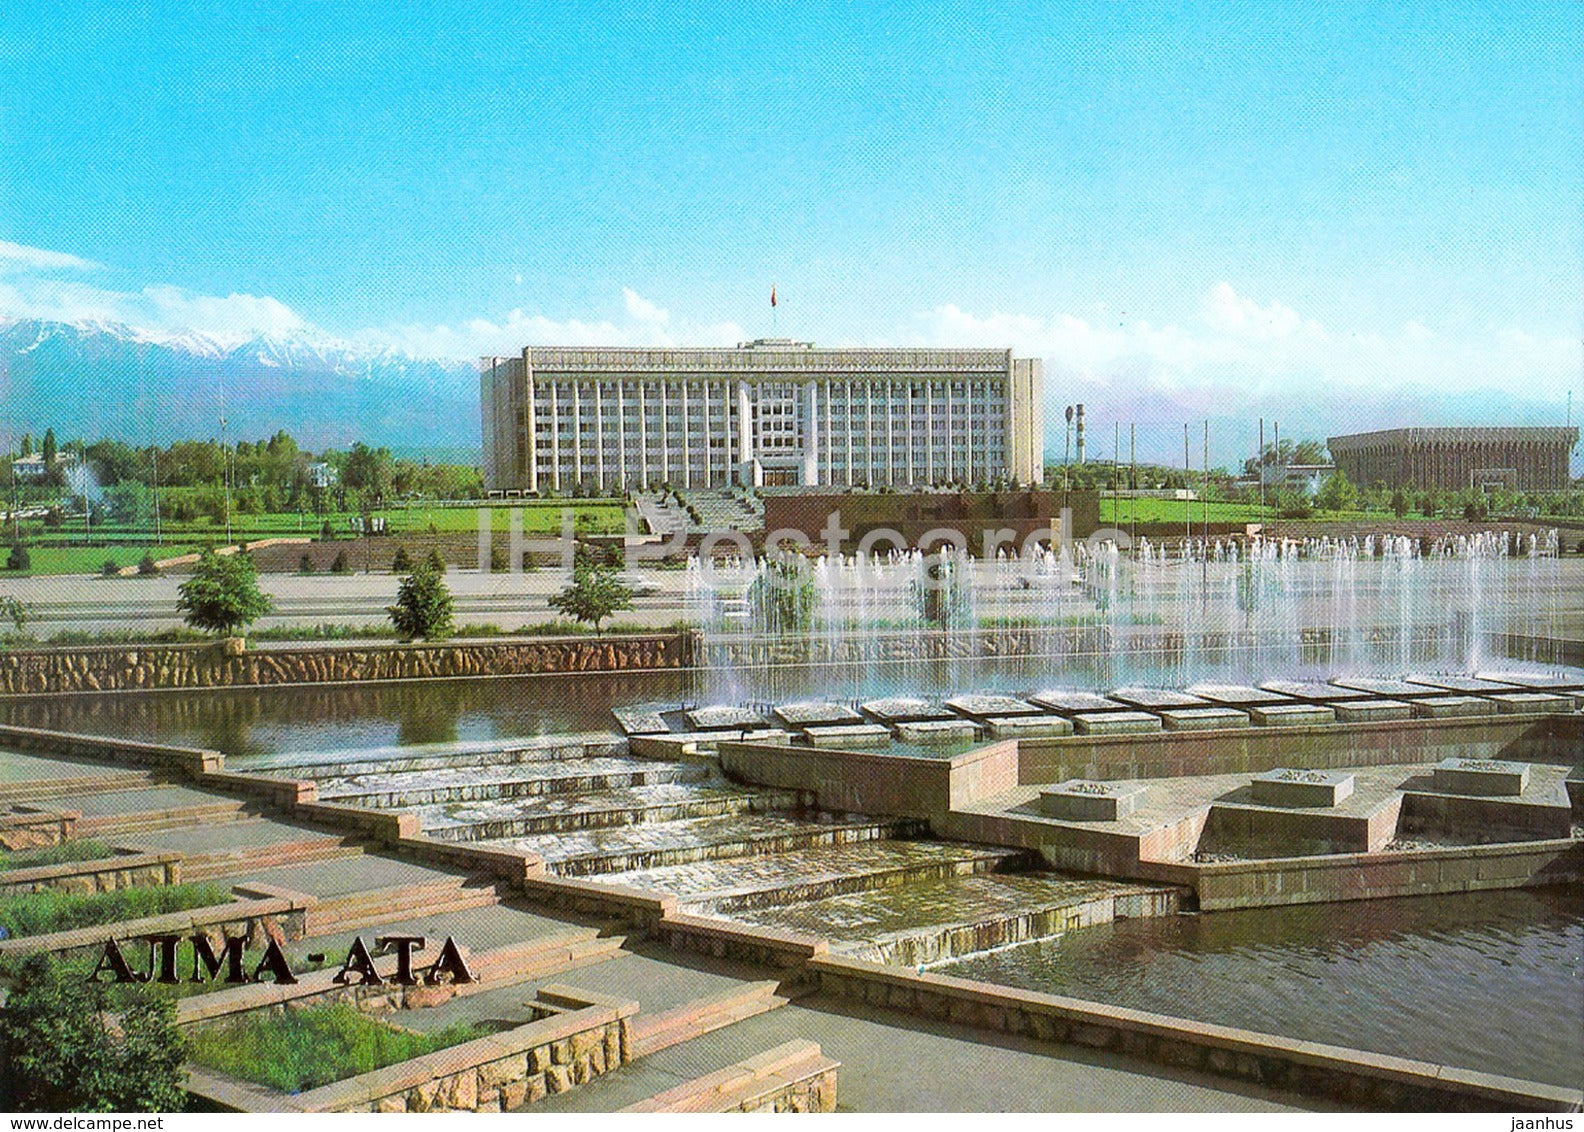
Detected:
[1259,462,1335,496]
[1327,427,1577,492]
[481,340,1046,493]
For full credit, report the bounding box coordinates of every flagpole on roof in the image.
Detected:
[771,284,778,336]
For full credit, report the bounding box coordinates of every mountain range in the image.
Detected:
[1,316,1575,471]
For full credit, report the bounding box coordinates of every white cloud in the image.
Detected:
[142,285,307,341]
[0,240,100,274]
[904,282,1581,406]
[359,290,745,359]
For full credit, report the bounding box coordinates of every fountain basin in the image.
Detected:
[1039,780,1149,821]
[1108,687,1210,710]
[860,698,955,724]
[802,724,893,748]
[1260,680,1374,702]
[1071,711,1162,735]
[1250,769,1356,808]
[1332,700,1414,723]
[774,702,864,728]
[1485,692,1574,715]
[1185,683,1295,707]
[1029,690,1119,713]
[1159,707,1251,731]
[687,705,771,731]
[946,694,1044,721]
[1331,677,1437,698]
[894,719,980,744]
[985,716,1075,739]
[1405,674,1518,694]
[1410,696,1497,719]
[1247,704,1337,727]
[1432,757,1529,796]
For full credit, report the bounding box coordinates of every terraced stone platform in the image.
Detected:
[316,756,712,807]
[603,840,1028,913]
[734,873,1180,966]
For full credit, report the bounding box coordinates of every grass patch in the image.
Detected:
[0,882,231,940]
[0,839,117,872]
[187,1003,489,1093]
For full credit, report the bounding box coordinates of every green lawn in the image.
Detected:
[187,1003,489,1092]
[0,882,231,939]
[0,840,117,872]
[1097,498,1377,525]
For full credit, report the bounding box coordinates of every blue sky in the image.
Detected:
[1,2,1579,415]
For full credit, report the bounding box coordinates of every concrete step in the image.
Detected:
[78,798,254,838]
[310,876,502,934]
[501,814,924,878]
[627,980,790,1060]
[734,873,1182,966]
[316,758,712,808]
[242,733,626,781]
[418,784,811,842]
[154,820,364,882]
[602,838,1030,911]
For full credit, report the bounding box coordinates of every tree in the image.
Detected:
[175,548,273,636]
[0,954,187,1112]
[549,565,634,633]
[343,441,393,501]
[1391,488,1409,518]
[391,546,414,574]
[7,544,30,571]
[423,547,446,574]
[1314,468,1358,513]
[41,429,57,466]
[0,593,26,630]
[329,550,351,574]
[137,552,160,577]
[387,561,454,640]
[298,553,315,574]
[105,482,154,526]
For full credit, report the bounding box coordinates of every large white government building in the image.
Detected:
[481,340,1045,492]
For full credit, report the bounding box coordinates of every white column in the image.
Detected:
[617,381,628,490]
[660,381,671,485]
[572,382,584,489]
[549,382,562,492]
[594,380,605,491]
[638,382,650,489]
[802,380,820,486]
[680,380,691,489]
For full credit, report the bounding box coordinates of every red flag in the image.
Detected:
[770,285,777,308]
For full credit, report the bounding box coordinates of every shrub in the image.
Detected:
[318,519,335,541]
[390,546,413,574]
[329,550,350,574]
[6,544,30,571]
[0,954,187,1112]
[387,562,454,641]
[298,553,315,574]
[137,552,160,577]
[100,559,120,577]
[175,548,273,636]
[423,547,446,574]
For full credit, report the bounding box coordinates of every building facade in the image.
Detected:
[1327,427,1578,492]
[481,340,1044,493]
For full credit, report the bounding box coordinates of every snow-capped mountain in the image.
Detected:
[0,317,480,453]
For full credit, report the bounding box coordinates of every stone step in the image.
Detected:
[502,815,923,878]
[244,733,626,781]
[418,784,812,842]
[310,876,502,934]
[317,758,712,808]
[733,873,1181,967]
[77,798,254,838]
[0,767,162,807]
[603,839,1029,912]
[627,980,790,1060]
[172,824,364,883]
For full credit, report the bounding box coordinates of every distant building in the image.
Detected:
[9,451,76,482]
[481,341,1045,493]
[1259,462,1335,496]
[1327,427,1578,492]
[305,461,338,489]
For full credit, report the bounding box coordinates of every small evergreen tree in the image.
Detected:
[7,543,30,571]
[0,953,187,1112]
[101,559,120,577]
[423,547,446,574]
[298,552,315,574]
[391,546,414,573]
[137,552,160,577]
[0,593,26,630]
[319,519,335,541]
[330,550,351,574]
[549,565,634,633]
[387,562,454,640]
[175,548,273,636]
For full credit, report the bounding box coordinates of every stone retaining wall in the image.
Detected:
[621,1040,839,1113]
[0,806,79,850]
[0,850,181,895]
[807,953,1581,1112]
[187,986,636,1113]
[0,633,695,697]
